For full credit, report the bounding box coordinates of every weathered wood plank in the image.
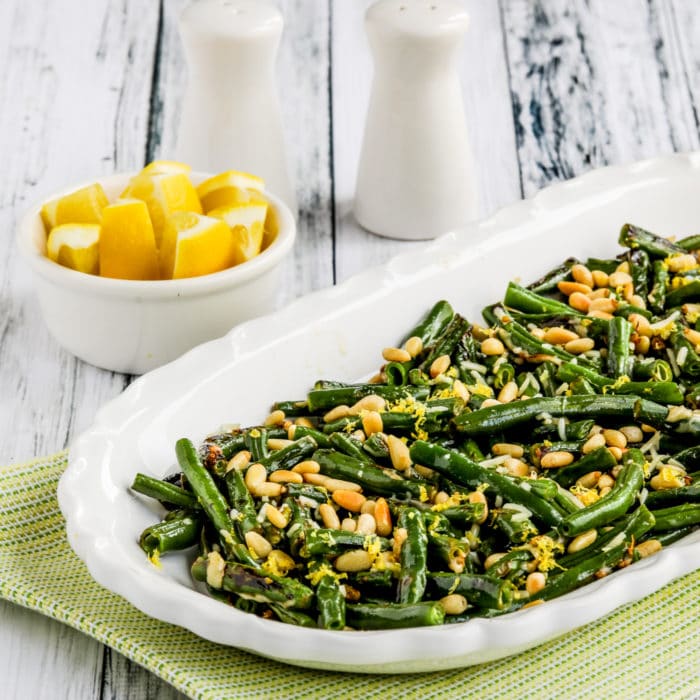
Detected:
[501,0,700,197]
[331,0,520,284]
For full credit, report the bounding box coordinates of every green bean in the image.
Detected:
[644,483,700,508]
[270,400,309,416]
[328,433,374,465]
[290,425,332,448]
[527,257,578,294]
[633,357,673,383]
[671,330,700,378]
[427,573,516,609]
[402,300,455,348]
[494,506,538,544]
[396,507,428,604]
[224,468,258,535]
[222,563,314,609]
[673,445,700,469]
[607,317,634,378]
[284,483,328,507]
[650,504,700,530]
[131,472,199,510]
[310,562,346,630]
[139,511,201,560]
[608,380,684,404]
[628,248,650,299]
[384,361,410,386]
[304,529,389,558]
[418,315,470,373]
[244,428,269,461]
[270,605,318,628]
[258,435,317,473]
[346,602,445,630]
[552,446,618,489]
[504,282,583,317]
[619,223,686,258]
[666,280,700,308]
[648,260,669,313]
[199,432,246,462]
[307,384,429,413]
[677,234,700,251]
[556,362,610,389]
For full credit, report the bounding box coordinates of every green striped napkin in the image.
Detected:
[1,452,699,700]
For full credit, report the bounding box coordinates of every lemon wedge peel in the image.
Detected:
[40,183,109,232]
[46,223,101,275]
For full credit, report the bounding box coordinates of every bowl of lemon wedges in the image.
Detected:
[17,160,296,374]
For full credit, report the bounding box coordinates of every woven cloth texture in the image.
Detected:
[1,452,699,700]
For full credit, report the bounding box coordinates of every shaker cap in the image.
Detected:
[366,0,469,38]
[179,0,282,40]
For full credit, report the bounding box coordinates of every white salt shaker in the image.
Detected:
[176,0,296,213]
[354,0,477,240]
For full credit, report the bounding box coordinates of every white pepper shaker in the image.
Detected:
[354,0,477,240]
[176,0,296,213]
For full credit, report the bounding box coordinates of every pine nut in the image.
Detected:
[319,503,341,529]
[567,529,597,554]
[404,336,424,358]
[603,429,627,449]
[332,489,366,512]
[369,373,385,384]
[292,459,321,474]
[471,324,491,341]
[382,347,412,363]
[571,264,594,288]
[569,292,591,312]
[362,411,383,436]
[335,549,372,572]
[206,551,226,589]
[387,434,412,471]
[531,327,546,339]
[628,294,646,309]
[484,552,507,570]
[564,337,595,354]
[589,287,611,300]
[374,497,392,536]
[254,482,283,498]
[302,472,329,486]
[360,499,376,515]
[356,513,377,535]
[607,446,624,461]
[540,451,574,468]
[598,486,612,498]
[628,313,652,337]
[350,429,366,443]
[558,281,593,296]
[503,457,529,477]
[453,379,470,402]
[543,327,579,345]
[268,438,294,450]
[430,354,451,378]
[434,491,450,505]
[635,539,662,558]
[616,261,631,274]
[341,517,357,532]
[666,253,698,273]
[245,531,272,559]
[325,478,363,493]
[597,473,614,489]
[287,424,297,439]
[498,381,519,404]
[588,309,614,320]
[576,471,602,489]
[635,335,651,354]
[269,470,303,484]
[294,416,314,428]
[684,327,700,347]
[267,549,295,575]
[324,405,350,423]
[620,426,643,444]
[525,571,546,596]
[439,594,468,615]
[667,405,693,423]
[349,394,386,415]
[245,463,267,491]
[481,398,502,408]
[589,297,618,314]
[468,491,488,524]
[481,337,505,356]
[264,504,289,529]
[414,464,435,478]
[591,270,609,288]
[393,527,408,557]
[608,271,633,287]
[226,450,251,472]
[264,409,286,426]
[492,443,524,458]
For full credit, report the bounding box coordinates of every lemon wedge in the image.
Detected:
[209,198,268,265]
[46,223,100,275]
[197,171,265,213]
[122,172,202,246]
[160,212,233,279]
[99,198,159,280]
[40,183,109,232]
[141,160,192,176]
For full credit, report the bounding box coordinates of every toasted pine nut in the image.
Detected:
[599,486,613,497]
[292,459,321,474]
[468,491,488,524]
[503,457,529,477]
[268,438,294,451]
[414,464,435,478]
[356,513,377,535]
[571,264,594,288]
[245,531,272,559]
[498,381,519,404]
[608,271,633,287]
[481,337,505,356]
[324,405,350,423]
[595,473,613,489]
[333,489,366,512]
[335,549,372,572]
[591,269,609,287]
[603,429,627,449]
[492,443,524,458]
[667,405,693,423]
[589,297,618,314]
[628,313,652,337]
[382,347,412,363]
[576,471,602,489]
[264,409,286,426]
[453,379,471,402]
[269,469,303,484]
[362,411,383,436]
[635,336,651,354]
[264,504,289,529]
[484,552,507,570]
[369,372,385,384]
[540,451,575,468]
[294,416,314,428]
[387,434,412,471]
[635,539,662,558]
[341,517,357,532]
[567,529,597,554]
[430,354,451,378]
[434,491,450,505]
[319,503,341,529]
[302,472,329,486]
[569,292,591,312]
[523,599,545,609]
[287,424,297,439]
[374,498,392,536]
[564,337,595,354]
[588,287,611,300]
[558,281,593,296]
[607,446,624,462]
[526,571,546,596]
[530,327,546,339]
[616,260,631,274]
[684,327,700,347]
[227,450,251,472]
[360,499,376,515]
[392,527,408,557]
[206,551,226,589]
[439,594,468,615]
[256,482,284,498]
[350,429,366,443]
[245,463,267,491]
[404,336,424,358]
[588,309,614,320]
[325,478,363,493]
[620,426,643,444]
[628,294,646,309]
[481,398,502,408]
[349,394,386,415]
[543,327,579,345]
[666,253,698,273]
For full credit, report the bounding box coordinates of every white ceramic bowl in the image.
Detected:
[17,173,296,374]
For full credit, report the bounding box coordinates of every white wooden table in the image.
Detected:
[2,1,699,697]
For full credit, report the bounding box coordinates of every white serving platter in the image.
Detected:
[59,151,700,673]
